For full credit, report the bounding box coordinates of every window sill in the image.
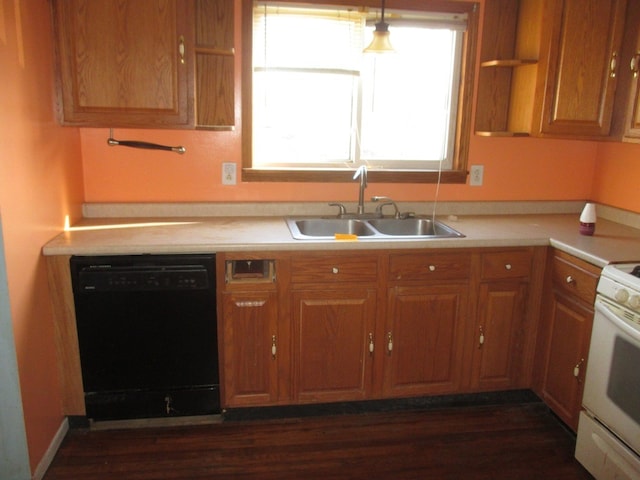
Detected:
[241,168,468,184]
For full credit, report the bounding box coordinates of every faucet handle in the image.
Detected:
[328,203,347,217]
[371,196,400,218]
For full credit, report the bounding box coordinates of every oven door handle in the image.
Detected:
[595,299,640,342]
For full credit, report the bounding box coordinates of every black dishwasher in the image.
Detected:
[70,254,220,421]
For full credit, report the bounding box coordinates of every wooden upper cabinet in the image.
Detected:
[477,0,628,138]
[612,0,640,141]
[536,0,628,137]
[52,0,235,129]
[475,0,533,136]
[195,0,235,129]
[52,0,193,127]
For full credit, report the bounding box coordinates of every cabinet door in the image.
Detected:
[221,291,279,407]
[53,0,193,127]
[625,49,640,138]
[622,0,640,140]
[540,291,593,431]
[539,0,627,136]
[383,285,468,397]
[292,289,376,404]
[471,281,527,391]
[195,0,235,128]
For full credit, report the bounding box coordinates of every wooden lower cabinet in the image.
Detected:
[540,294,593,429]
[221,290,280,406]
[219,248,546,410]
[470,281,528,390]
[383,284,468,397]
[534,249,600,431]
[469,249,541,391]
[292,288,377,403]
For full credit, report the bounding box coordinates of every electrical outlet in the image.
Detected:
[222,162,237,185]
[469,165,484,186]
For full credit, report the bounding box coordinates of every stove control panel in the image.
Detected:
[598,270,640,313]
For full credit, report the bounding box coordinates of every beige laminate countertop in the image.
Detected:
[42,213,640,267]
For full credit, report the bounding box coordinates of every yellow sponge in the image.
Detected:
[334,233,358,241]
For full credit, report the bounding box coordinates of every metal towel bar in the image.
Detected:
[107,129,186,154]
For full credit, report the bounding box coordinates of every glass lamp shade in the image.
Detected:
[364,22,394,53]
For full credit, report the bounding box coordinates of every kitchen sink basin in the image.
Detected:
[367,218,464,238]
[289,219,377,238]
[286,217,464,240]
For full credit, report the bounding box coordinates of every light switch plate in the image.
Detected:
[222,162,237,185]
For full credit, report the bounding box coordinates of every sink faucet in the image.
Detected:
[353,165,368,215]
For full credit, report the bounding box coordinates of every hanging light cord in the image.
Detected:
[432,159,443,224]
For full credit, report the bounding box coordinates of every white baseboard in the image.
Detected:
[32,418,68,480]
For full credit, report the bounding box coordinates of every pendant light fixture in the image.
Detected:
[364,0,394,53]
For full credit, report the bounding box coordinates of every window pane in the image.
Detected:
[253,7,363,70]
[253,70,357,165]
[360,27,458,165]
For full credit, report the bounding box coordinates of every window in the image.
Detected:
[242,0,479,183]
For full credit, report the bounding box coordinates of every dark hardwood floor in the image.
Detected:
[44,403,593,479]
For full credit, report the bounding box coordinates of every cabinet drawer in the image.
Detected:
[291,255,378,283]
[481,250,532,280]
[551,254,600,305]
[390,253,471,281]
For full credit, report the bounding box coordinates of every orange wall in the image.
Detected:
[81,127,599,203]
[1,0,84,473]
[593,142,640,213]
[79,0,602,206]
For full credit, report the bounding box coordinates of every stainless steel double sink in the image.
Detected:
[286,217,465,240]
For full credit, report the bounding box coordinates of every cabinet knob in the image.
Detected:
[387,332,393,355]
[369,333,374,355]
[504,263,512,270]
[429,265,436,272]
[478,326,485,348]
[332,267,339,274]
[565,275,574,284]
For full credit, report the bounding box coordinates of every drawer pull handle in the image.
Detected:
[387,332,393,355]
[271,335,277,359]
[332,267,339,274]
[505,264,512,270]
[178,35,186,64]
[631,51,640,78]
[573,358,584,380]
[235,300,266,307]
[610,51,618,78]
[566,275,574,284]
[429,265,436,272]
[369,333,374,355]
